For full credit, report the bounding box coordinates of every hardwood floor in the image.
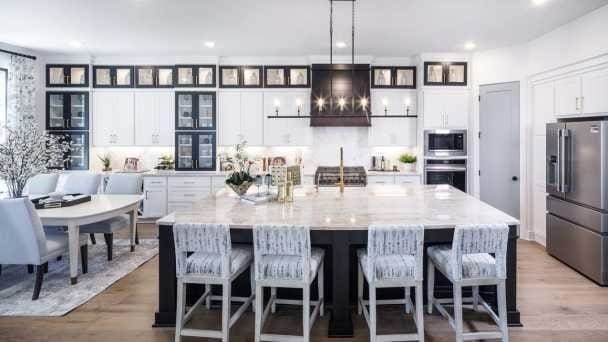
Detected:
[1,224,608,341]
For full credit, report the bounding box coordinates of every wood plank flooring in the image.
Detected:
[1,224,608,341]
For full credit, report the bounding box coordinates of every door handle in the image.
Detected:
[556,129,561,192]
[560,128,569,192]
[512,176,518,181]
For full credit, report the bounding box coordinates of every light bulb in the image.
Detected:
[360,97,368,108]
[273,99,280,108]
[404,98,411,106]
[338,97,346,109]
[295,98,302,106]
[317,98,325,109]
[382,98,388,106]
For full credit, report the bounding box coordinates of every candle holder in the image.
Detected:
[264,173,272,195]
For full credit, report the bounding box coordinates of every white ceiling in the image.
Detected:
[1,0,607,57]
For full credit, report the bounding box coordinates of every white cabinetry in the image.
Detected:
[135,91,174,146]
[167,177,212,213]
[218,91,264,146]
[422,90,469,129]
[532,82,555,135]
[93,91,135,146]
[554,76,582,117]
[368,174,422,185]
[142,177,167,218]
[582,68,608,115]
[552,67,608,118]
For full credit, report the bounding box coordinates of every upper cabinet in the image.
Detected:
[135,91,175,146]
[220,65,263,88]
[218,91,264,146]
[92,91,135,146]
[422,90,469,129]
[93,65,134,88]
[46,91,89,130]
[175,92,216,130]
[135,66,175,88]
[553,67,608,117]
[175,65,216,88]
[371,66,416,89]
[46,64,89,88]
[423,62,467,86]
[264,66,311,88]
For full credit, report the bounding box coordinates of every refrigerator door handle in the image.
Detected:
[560,128,570,193]
[557,128,562,193]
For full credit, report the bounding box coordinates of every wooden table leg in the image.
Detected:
[130,207,137,252]
[67,222,80,285]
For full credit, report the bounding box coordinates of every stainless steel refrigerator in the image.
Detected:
[546,120,608,285]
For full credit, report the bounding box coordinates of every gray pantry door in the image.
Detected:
[479,82,520,218]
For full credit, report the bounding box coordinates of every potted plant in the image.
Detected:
[155,154,175,171]
[224,141,254,196]
[98,153,112,172]
[398,153,417,172]
[0,119,70,198]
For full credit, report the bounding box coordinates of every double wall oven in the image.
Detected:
[424,129,467,192]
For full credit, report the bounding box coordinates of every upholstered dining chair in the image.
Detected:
[173,223,254,342]
[55,172,102,195]
[23,173,60,196]
[253,224,324,342]
[357,224,425,342]
[427,223,510,342]
[79,174,142,260]
[0,198,88,300]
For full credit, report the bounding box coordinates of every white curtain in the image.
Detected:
[7,55,36,127]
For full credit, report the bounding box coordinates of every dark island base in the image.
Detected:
[154,225,521,335]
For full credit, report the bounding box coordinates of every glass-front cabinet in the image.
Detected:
[93,65,134,88]
[371,66,416,89]
[175,92,216,130]
[175,132,216,170]
[46,92,89,130]
[48,132,89,170]
[46,64,89,87]
[175,65,216,87]
[264,65,310,88]
[135,65,174,88]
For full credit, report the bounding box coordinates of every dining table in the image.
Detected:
[36,194,143,284]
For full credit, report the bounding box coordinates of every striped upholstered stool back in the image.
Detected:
[451,224,509,281]
[173,223,231,277]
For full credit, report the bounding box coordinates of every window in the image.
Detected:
[0,68,6,143]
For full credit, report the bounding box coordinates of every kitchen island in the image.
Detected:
[153,184,520,336]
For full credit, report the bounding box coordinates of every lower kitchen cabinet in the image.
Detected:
[175,132,216,170]
[142,177,167,218]
[368,174,421,185]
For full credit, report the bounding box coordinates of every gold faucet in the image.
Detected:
[337,147,345,193]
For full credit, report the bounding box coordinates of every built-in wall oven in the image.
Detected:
[424,129,467,157]
[424,159,467,192]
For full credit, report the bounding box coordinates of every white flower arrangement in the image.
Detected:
[0,119,70,198]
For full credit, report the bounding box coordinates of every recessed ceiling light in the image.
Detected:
[69,40,82,48]
[532,0,550,6]
[464,41,476,50]
[336,41,346,48]
[204,41,215,48]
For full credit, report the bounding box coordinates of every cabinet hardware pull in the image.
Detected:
[581,97,584,111]
[575,97,580,111]
[145,191,148,200]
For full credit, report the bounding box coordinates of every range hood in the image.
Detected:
[310,63,371,127]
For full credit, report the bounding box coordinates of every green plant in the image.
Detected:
[225,141,255,186]
[155,154,175,170]
[98,153,112,171]
[398,153,417,164]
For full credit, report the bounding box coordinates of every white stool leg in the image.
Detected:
[271,287,277,313]
[415,283,424,342]
[472,285,479,311]
[405,286,411,314]
[174,279,185,342]
[498,280,509,342]
[254,285,263,342]
[250,265,256,313]
[369,284,377,342]
[221,280,231,342]
[427,261,435,314]
[318,261,324,317]
[205,284,211,310]
[454,284,464,342]
[357,262,363,316]
[303,285,310,342]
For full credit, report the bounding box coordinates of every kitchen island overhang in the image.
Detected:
[153,185,521,336]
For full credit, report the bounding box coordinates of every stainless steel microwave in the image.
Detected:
[424,129,467,157]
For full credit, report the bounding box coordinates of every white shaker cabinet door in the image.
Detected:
[93,92,114,146]
[112,92,135,145]
[554,76,582,117]
[218,92,241,146]
[156,91,175,145]
[240,91,264,145]
[422,91,446,128]
[444,92,469,128]
[532,81,555,136]
[582,67,608,115]
[135,92,156,145]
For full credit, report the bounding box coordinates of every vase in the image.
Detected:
[227,181,253,197]
[401,163,416,172]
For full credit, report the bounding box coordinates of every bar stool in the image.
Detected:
[427,223,509,342]
[253,224,324,342]
[357,224,425,342]
[173,223,254,342]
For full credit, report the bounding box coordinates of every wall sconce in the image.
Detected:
[273,99,280,116]
[338,97,346,111]
[382,97,388,115]
[404,98,411,116]
[360,97,368,111]
[317,97,325,111]
[295,98,302,116]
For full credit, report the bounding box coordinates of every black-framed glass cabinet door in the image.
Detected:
[46,92,89,131]
[175,132,216,171]
[175,92,216,130]
[48,132,89,170]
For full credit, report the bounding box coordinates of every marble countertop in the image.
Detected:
[157,184,519,230]
[145,170,421,177]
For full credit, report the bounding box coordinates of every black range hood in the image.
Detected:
[310,63,371,127]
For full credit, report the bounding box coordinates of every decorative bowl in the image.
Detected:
[227,181,253,197]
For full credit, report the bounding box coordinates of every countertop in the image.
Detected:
[143,170,422,177]
[157,184,519,230]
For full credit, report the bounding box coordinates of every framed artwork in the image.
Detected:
[219,66,240,87]
[242,66,262,87]
[424,62,444,85]
[265,67,286,87]
[395,67,416,89]
[371,67,392,88]
[445,62,467,86]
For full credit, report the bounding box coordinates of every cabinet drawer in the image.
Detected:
[396,175,421,185]
[168,177,211,189]
[144,177,167,189]
[168,189,211,202]
[368,175,395,184]
[211,176,227,191]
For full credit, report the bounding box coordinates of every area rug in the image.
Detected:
[0,239,158,316]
